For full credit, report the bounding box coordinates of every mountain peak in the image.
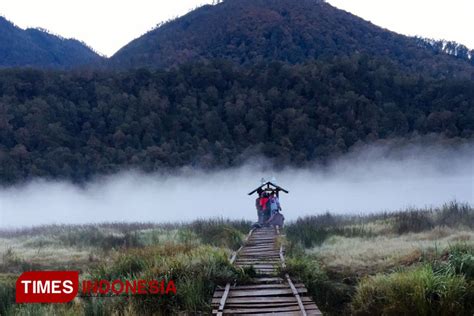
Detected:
[0,16,103,69]
[109,0,473,78]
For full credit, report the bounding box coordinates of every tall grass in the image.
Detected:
[83,244,247,314]
[444,244,474,281]
[187,218,251,250]
[351,265,472,315]
[0,275,15,316]
[286,212,376,248]
[286,202,473,248]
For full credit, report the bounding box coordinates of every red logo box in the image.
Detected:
[16,271,79,303]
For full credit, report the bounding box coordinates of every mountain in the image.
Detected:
[0,17,103,68]
[109,0,474,78]
[0,1,473,184]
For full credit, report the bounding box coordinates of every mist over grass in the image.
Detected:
[0,142,472,228]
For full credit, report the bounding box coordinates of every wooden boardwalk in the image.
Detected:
[212,226,322,315]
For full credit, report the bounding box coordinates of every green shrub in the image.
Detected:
[188,219,247,249]
[352,265,472,316]
[0,277,15,315]
[447,244,474,280]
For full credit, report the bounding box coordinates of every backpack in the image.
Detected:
[265,198,271,212]
[270,197,278,211]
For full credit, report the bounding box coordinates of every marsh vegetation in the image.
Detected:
[1,202,473,315]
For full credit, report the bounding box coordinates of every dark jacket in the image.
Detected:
[255,198,262,211]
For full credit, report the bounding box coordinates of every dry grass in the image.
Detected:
[1,237,92,263]
[309,227,474,276]
[0,228,179,273]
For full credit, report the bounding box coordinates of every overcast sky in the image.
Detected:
[0,0,472,57]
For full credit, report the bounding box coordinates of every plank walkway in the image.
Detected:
[212,226,322,315]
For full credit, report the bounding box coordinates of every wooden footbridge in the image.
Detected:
[212,226,322,315]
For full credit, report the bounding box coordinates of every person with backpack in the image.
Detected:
[259,192,270,223]
[269,192,281,216]
[255,189,264,224]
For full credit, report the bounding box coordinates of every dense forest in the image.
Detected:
[1,56,473,184]
[110,0,474,79]
[0,17,103,69]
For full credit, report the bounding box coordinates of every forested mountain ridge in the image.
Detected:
[109,0,474,78]
[0,1,473,184]
[0,17,103,69]
[1,58,472,184]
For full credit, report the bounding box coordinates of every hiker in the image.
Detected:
[255,189,264,224]
[248,181,289,228]
[269,192,281,216]
[260,192,271,223]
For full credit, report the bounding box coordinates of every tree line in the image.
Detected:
[0,55,473,184]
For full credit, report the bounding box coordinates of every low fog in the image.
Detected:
[0,142,473,228]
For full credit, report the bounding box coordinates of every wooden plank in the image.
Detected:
[279,244,286,269]
[216,283,231,315]
[241,249,276,253]
[242,246,276,250]
[236,266,277,270]
[240,251,280,254]
[236,259,280,262]
[235,262,279,266]
[249,277,284,283]
[286,273,307,316]
[212,296,313,304]
[215,283,305,290]
[251,232,275,235]
[219,302,318,309]
[238,312,308,316]
[221,302,300,308]
[239,253,280,256]
[215,288,308,298]
[215,286,307,296]
[213,304,318,314]
[236,264,279,267]
[249,240,275,242]
[236,258,280,260]
[248,254,280,256]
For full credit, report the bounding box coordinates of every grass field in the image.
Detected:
[1,202,473,315]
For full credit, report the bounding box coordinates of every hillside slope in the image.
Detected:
[0,17,103,68]
[110,0,473,78]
